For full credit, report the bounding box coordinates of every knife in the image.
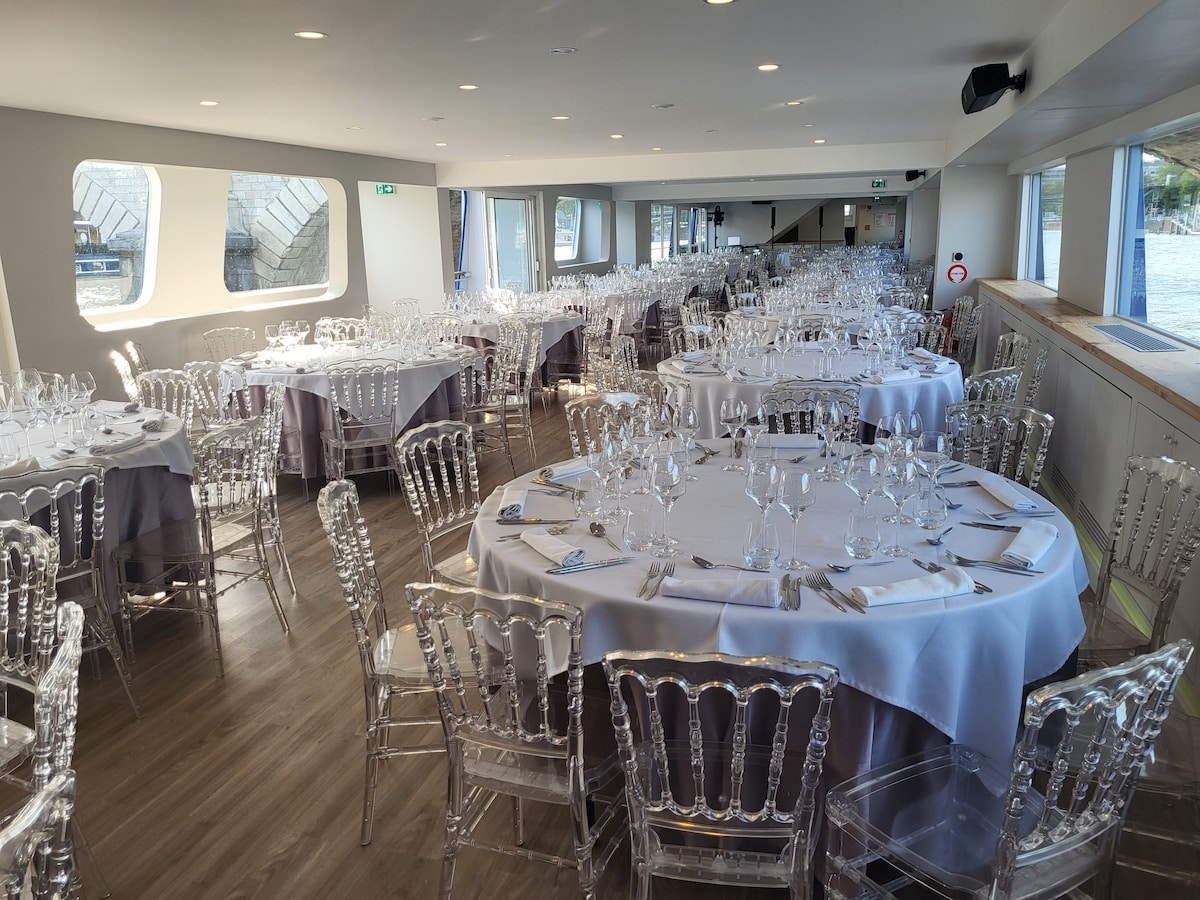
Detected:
[912,558,991,593]
[832,584,867,614]
[496,517,578,525]
[546,556,635,574]
[963,521,1022,533]
[781,574,792,610]
[940,480,981,487]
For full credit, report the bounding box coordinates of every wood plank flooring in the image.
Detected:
[69,390,1191,898]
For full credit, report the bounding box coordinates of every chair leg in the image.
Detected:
[267,497,297,596]
[511,796,525,846]
[361,734,381,846]
[254,528,291,634]
[86,608,142,718]
[202,586,225,678]
[70,818,112,900]
[441,747,466,900]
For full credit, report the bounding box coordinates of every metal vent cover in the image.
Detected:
[1090,323,1183,352]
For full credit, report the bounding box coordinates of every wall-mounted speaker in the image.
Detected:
[905,169,927,182]
[961,63,1027,115]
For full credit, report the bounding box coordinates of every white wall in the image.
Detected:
[908,186,940,265]
[1056,147,1124,315]
[932,165,1020,308]
[359,182,445,310]
[855,202,900,244]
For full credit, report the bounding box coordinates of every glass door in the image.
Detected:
[485,194,539,291]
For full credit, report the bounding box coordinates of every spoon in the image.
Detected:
[946,498,964,510]
[590,522,621,552]
[925,526,954,546]
[826,560,895,573]
[692,555,759,573]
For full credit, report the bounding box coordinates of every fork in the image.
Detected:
[637,562,661,598]
[915,558,991,593]
[975,507,1056,521]
[811,571,866,614]
[804,572,847,613]
[942,549,1040,575]
[647,562,674,600]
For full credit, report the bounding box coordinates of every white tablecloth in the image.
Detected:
[658,350,964,440]
[461,313,584,367]
[469,459,1087,761]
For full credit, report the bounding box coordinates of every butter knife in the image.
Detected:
[546,556,635,574]
[781,574,792,611]
[496,517,578,525]
[963,521,1022,532]
[912,558,991,593]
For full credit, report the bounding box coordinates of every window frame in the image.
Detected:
[553,196,582,264]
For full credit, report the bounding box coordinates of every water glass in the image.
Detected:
[574,473,605,520]
[913,481,949,530]
[0,428,22,465]
[844,510,881,559]
[743,519,780,570]
[623,497,656,552]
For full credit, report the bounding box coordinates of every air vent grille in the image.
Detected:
[1090,323,1183,352]
[1049,464,1077,510]
[1077,501,1107,549]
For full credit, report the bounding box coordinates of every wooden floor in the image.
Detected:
[69,392,1193,898]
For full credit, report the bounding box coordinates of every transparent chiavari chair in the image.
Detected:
[949,299,982,372]
[0,466,139,717]
[108,350,139,403]
[910,316,947,354]
[393,297,421,319]
[406,582,623,900]
[604,650,840,900]
[124,340,151,376]
[322,359,400,480]
[761,380,861,437]
[135,368,196,429]
[943,401,1055,489]
[963,365,1022,403]
[1080,455,1200,671]
[794,315,830,342]
[609,334,640,391]
[991,331,1035,372]
[563,393,644,458]
[314,316,368,345]
[457,349,519,476]
[423,313,464,344]
[0,769,76,900]
[667,324,714,356]
[317,480,446,845]
[184,360,240,435]
[1024,347,1049,406]
[393,420,481,586]
[825,640,1194,900]
[257,382,297,595]
[202,326,256,361]
[114,418,289,676]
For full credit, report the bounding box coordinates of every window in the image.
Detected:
[73,161,152,312]
[554,197,581,262]
[1119,126,1200,346]
[225,173,329,292]
[650,203,674,260]
[1026,164,1065,291]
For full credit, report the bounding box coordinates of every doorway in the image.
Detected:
[485,194,540,291]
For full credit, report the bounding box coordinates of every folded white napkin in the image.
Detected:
[660,577,781,608]
[684,363,724,374]
[0,457,40,477]
[141,411,166,432]
[498,487,527,520]
[601,391,642,407]
[926,360,955,374]
[1002,520,1058,568]
[89,431,146,455]
[541,459,590,481]
[870,369,920,384]
[725,372,775,385]
[521,527,585,567]
[680,350,708,362]
[758,432,821,450]
[850,566,975,608]
[980,476,1040,511]
[910,347,939,360]
[887,305,910,314]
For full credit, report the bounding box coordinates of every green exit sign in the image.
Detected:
[375,183,396,195]
[871,178,887,189]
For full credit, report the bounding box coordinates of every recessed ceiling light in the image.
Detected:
[610,133,624,139]
[293,30,327,39]
[458,84,479,91]
[435,142,448,147]
[757,63,779,72]
[503,154,513,158]
[422,116,444,123]
[549,47,577,54]
[551,115,570,121]
[704,128,718,133]
[199,100,220,107]
[813,138,826,144]
[785,100,803,107]
[705,0,737,5]
[346,125,363,131]
[803,123,816,127]
[651,103,675,110]
[956,164,968,168]
[651,147,663,151]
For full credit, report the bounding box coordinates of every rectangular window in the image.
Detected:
[1026,164,1064,291]
[1119,128,1200,346]
[73,161,152,312]
[554,197,581,262]
[225,173,329,293]
[650,203,674,261]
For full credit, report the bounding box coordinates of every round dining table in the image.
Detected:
[468,453,1088,768]
[658,347,964,441]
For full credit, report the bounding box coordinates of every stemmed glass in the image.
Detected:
[777,468,815,571]
[649,452,685,559]
[264,325,281,355]
[294,319,311,346]
[68,372,96,407]
[719,397,747,472]
[814,399,843,481]
[880,458,918,556]
[914,431,951,486]
[744,457,778,527]
[845,455,882,509]
[742,401,769,460]
[627,412,656,493]
[673,404,701,481]
[16,370,45,426]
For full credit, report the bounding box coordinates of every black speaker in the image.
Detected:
[961,63,1026,115]
[713,206,724,227]
[905,169,927,182]
[770,207,776,228]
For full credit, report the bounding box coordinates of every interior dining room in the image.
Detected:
[0,0,1197,897]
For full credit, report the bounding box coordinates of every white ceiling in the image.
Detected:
[2,0,1199,195]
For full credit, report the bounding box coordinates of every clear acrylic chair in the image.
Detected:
[393,420,480,587]
[457,349,519,477]
[317,480,446,845]
[124,340,151,376]
[762,380,861,436]
[184,359,243,434]
[0,769,76,899]
[564,393,644,458]
[603,650,840,900]
[1024,347,1049,407]
[992,331,1035,372]
[963,365,1022,403]
[257,382,297,594]
[136,368,196,428]
[825,639,1195,900]
[406,582,624,900]
[322,359,400,480]
[423,313,464,344]
[944,401,1055,489]
[113,417,290,676]
[202,326,256,360]
[498,314,543,451]
[1080,455,1200,670]
[0,466,140,717]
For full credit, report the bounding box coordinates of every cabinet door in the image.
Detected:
[1132,404,1200,467]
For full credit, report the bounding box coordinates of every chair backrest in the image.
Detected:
[1024,347,1049,407]
[603,651,839,878]
[406,582,583,759]
[185,360,243,431]
[0,520,60,686]
[393,298,421,319]
[992,331,1035,372]
[761,380,861,436]
[125,340,150,375]
[32,602,83,792]
[992,639,1193,897]
[1096,456,1200,652]
[315,316,367,344]
[317,479,389,685]
[423,314,464,344]
[963,365,1021,403]
[458,349,517,414]
[0,769,75,900]
[326,360,401,429]
[193,417,270,528]
[393,421,481,575]
[943,402,1055,489]
[136,369,195,424]
[202,327,256,361]
[563,394,644,457]
[951,304,984,370]
[109,350,139,403]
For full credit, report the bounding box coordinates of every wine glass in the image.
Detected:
[744,457,778,526]
[68,372,96,408]
[845,455,882,509]
[627,412,656,493]
[814,399,843,482]
[915,431,951,485]
[16,369,44,426]
[294,319,310,346]
[719,397,747,472]
[777,468,815,571]
[880,458,918,557]
[649,452,685,558]
[893,410,923,443]
[264,325,281,354]
[673,404,701,481]
[742,401,769,459]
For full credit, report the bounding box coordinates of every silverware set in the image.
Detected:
[942,549,1040,575]
[637,561,674,600]
[913,558,991,593]
[805,571,866,614]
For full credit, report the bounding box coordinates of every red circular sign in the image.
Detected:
[947,263,968,284]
